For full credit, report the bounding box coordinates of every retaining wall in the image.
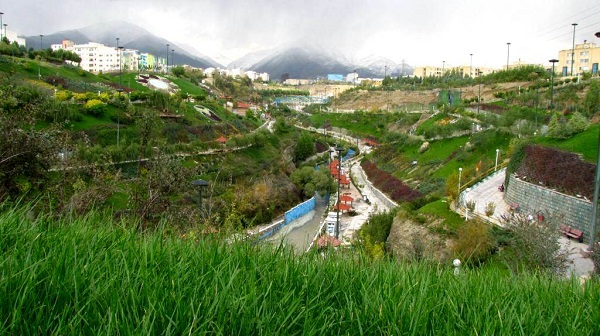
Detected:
[505,174,597,238]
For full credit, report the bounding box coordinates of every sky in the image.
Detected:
[3,0,600,68]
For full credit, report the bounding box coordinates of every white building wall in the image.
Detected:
[70,42,119,73]
[5,29,26,47]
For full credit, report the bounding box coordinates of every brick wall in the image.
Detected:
[505,174,597,238]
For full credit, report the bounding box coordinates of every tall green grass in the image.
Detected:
[1,204,598,335]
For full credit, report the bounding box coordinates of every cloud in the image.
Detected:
[4,0,600,68]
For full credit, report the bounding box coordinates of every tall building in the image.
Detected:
[557,40,600,76]
[4,29,26,47]
[122,49,139,71]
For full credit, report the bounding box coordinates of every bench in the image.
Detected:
[560,225,584,243]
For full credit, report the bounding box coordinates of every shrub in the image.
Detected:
[85,99,107,117]
[485,202,496,216]
[453,220,494,264]
[466,200,476,212]
[55,90,72,102]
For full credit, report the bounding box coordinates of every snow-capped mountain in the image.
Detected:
[229,42,412,80]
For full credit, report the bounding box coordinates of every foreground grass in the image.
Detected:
[1,205,599,335]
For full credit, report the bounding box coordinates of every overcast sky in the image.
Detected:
[4,0,600,67]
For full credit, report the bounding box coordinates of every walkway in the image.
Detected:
[460,168,594,277]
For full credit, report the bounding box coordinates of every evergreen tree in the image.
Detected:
[583,80,600,117]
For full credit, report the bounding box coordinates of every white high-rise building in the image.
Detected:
[72,42,120,73]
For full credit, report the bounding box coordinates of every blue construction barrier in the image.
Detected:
[257,196,317,241]
[342,149,355,162]
[285,197,316,224]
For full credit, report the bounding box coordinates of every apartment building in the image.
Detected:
[414,65,494,78]
[557,40,600,76]
[122,49,139,71]
[4,29,26,47]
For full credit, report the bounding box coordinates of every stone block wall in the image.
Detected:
[505,174,596,238]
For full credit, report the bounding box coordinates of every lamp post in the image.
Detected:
[171,49,175,68]
[495,149,500,172]
[589,31,600,250]
[571,23,578,76]
[506,42,511,71]
[166,43,170,74]
[458,167,463,204]
[477,69,482,114]
[469,53,473,78]
[116,88,122,146]
[549,59,559,111]
[118,46,124,87]
[38,34,43,79]
[191,179,209,212]
[442,60,445,78]
[335,146,343,240]
[0,12,3,40]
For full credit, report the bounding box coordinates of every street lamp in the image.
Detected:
[442,60,445,78]
[335,146,343,240]
[469,53,473,78]
[506,42,511,71]
[118,46,124,88]
[549,59,559,111]
[116,88,123,146]
[38,34,43,79]
[589,31,600,250]
[171,49,175,68]
[495,149,500,172]
[458,167,463,203]
[191,179,209,211]
[0,12,3,41]
[166,43,170,74]
[571,23,578,76]
[477,69,483,114]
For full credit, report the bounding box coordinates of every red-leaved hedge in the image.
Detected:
[516,145,595,199]
[361,160,422,203]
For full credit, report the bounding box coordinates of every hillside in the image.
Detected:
[331,82,528,110]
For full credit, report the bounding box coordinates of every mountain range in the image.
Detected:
[25,21,413,80]
[25,21,221,69]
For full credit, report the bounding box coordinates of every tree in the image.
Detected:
[565,112,588,136]
[501,213,567,274]
[583,80,600,117]
[547,113,567,139]
[0,83,60,198]
[290,166,332,198]
[293,132,315,164]
[171,66,185,77]
[453,220,494,264]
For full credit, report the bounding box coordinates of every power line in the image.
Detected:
[547,20,600,41]
[535,3,600,37]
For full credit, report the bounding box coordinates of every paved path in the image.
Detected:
[460,169,510,225]
[461,168,594,277]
